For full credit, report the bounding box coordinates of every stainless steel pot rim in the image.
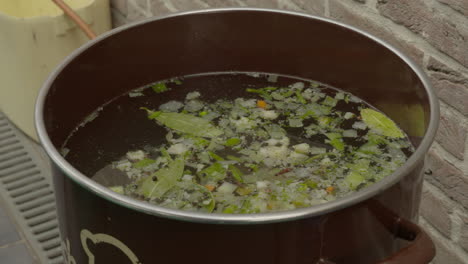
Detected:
[35,7,440,225]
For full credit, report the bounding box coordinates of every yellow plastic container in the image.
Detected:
[0,0,111,141]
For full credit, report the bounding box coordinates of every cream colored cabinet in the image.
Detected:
[0,0,111,141]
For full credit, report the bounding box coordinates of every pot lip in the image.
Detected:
[35,7,439,225]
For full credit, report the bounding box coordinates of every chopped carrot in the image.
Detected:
[257,100,267,109]
[205,184,216,192]
[275,168,292,176]
[326,186,334,194]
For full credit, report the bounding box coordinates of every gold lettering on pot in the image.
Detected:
[80,229,142,264]
[61,238,77,264]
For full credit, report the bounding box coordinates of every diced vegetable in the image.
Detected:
[325,132,345,151]
[109,186,124,194]
[345,171,365,190]
[228,164,244,183]
[257,100,267,109]
[225,138,241,147]
[133,158,156,168]
[152,82,168,93]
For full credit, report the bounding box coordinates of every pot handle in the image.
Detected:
[370,199,436,264]
[375,217,435,264]
[318,200,436,264]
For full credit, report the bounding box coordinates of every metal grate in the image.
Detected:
[0,112,63,264]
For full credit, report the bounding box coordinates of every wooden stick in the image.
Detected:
[51,0,97,40]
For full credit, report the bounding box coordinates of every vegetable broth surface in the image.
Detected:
[63,72,413,214]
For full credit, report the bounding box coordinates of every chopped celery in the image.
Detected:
[345,171,365,190]
[225,138,241,147]
[152,82,168,93]
[133,158,156,168]
[208,151,224,161]
[228,164,244,183]
[109,186,124,194]
[326,132,345,151]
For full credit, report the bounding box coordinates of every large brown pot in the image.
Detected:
[36,8,439,264]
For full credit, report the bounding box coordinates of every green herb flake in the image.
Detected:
[295,91,307,104]
[345,171,365,190]
[152,82,169,93]
[133,158,156,168]
[246,88,273,100]
[109,186,124,194]
[360,108,404,138]
[223,204,239,213]
[199,162,226,182]
[225,138,241,147]
[227,155,243,162]
[323,96,338,107]
[194,183,215,212]
[208,151,224,161]
[325,132,345,151]
[228,164,244,183]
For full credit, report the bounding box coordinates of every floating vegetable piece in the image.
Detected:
[305,180,318,189]
[109,186,124,194]
[325,132,345,151]
[133,158,156,168]
[193,183,215,212]
[152,82,168,93]
[360,108,404,138]
[199,162,226,182]
[225,138,241,147]
[228,164,244,183]
[160,147,173,162]
[138,158,184,198]
[142,109,223,138]
[295,91,307,104]
[208,151,224,161]
[257,100,267,109]
[345,171,365,190]
[323,96,338,107]
[246,88,272,100]
[223,204,239,213]
[205,184,216,192]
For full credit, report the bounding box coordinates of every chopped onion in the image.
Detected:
[290,82,305,90]
[167,143,188,155]
[343,129,358,138]
[293,143,310,154]
[159,100,184,112]
[352,121,368,130]
[261,110,279,119]
[217,182,238,193]
[126,150,145,161]
[344,112,355,119]
[186,91,201,100]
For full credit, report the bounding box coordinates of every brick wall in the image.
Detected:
[109,0,468,262]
